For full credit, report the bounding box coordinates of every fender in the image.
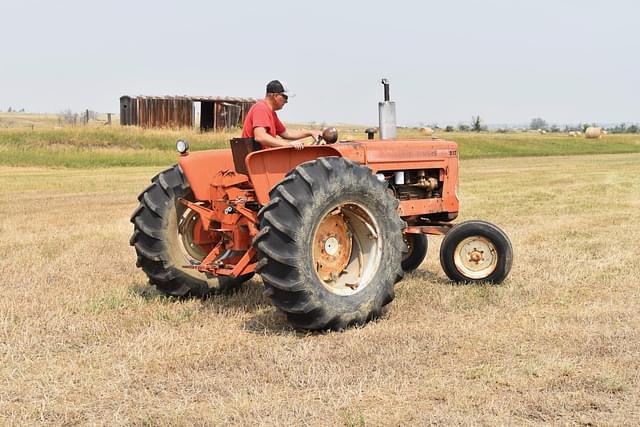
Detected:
[246,145,342,205]
[178,149,235,201]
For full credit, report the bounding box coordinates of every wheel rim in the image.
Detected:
[312,203,382,296]
[177,206,219,262]
[453,236,498,279]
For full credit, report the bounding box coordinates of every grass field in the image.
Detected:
[1,119,639,168]
[1,153,638,425]
[0,112,62,128]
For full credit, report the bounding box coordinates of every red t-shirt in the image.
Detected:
[241,100,286,138]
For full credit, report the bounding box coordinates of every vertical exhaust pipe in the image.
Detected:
[378,79,403,183]
[378,78,397,140]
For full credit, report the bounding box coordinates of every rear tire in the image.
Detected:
[401,234,428,272]
[255,157,406,330]
[439,220,512,283]
[130,165,253,297]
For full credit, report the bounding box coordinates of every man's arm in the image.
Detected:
[279,128,322,141]
[254,127,304,150]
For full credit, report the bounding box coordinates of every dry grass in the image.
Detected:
[1,154,639,425]
[0,112,61,128]
[0,112,116,128]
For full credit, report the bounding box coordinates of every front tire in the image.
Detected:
[439,220,513,283]
[130,165,253,297]
[255,157,406,330]
[401,234,428,272]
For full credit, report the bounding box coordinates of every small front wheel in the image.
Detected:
[439,220,513,283]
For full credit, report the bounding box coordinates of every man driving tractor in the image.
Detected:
[241,80,322,150]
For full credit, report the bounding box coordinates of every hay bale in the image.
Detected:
[585,127,603,139]
[420,127,434,136]
[568,131,577,137]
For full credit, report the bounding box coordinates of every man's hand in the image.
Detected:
[289,140,304,150]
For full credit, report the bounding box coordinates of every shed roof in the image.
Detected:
[120,95,257,103]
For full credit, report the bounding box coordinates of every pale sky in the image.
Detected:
[1,0,638,126]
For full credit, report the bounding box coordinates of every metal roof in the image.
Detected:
[120,95,257,103]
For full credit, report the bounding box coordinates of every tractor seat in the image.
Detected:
[230,137,262,175]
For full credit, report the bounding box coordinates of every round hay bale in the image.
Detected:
[568,131,576,137]
[585,127,603,139]
[420,127,434,136]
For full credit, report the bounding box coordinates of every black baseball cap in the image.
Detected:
[266,80,295,97]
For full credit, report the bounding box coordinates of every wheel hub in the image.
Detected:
[311,204,382,296]
[313,211,352,282]
[324,237,340,256]
[469,250,483,263]
[453,236,498,279]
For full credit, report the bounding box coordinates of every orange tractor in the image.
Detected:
[130,80,513,330]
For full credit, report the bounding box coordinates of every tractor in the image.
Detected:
[130,80,513,330]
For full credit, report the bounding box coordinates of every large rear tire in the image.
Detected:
[255,157,406,330]
[439,220,513,283]
[130,165,253,297]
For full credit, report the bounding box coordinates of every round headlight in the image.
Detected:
[176,139,189,154]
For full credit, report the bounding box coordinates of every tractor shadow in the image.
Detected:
[129,279,270,309]
[131,272,472,336]
[229,281,308,335]
[129,279,301,335]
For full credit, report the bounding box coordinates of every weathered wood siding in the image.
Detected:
[120,96,256,130]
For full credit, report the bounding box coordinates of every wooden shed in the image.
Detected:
[119,95,256,131]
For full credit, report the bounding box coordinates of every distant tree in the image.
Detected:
[458,123,470,132]
[472,116,482,132]
[19,108,25,113]
[529,117,547,130]
[581,122,595,132]
[445,125,454,132]
[7,107,12,113]
[628,124,639,133]
[550,124,560,133]
[608,123,626,134]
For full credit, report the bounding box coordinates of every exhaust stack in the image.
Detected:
[378,78,397,140]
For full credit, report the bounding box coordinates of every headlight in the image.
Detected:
[176,139,189,154]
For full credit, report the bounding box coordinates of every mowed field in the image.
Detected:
[1,153,639,425]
